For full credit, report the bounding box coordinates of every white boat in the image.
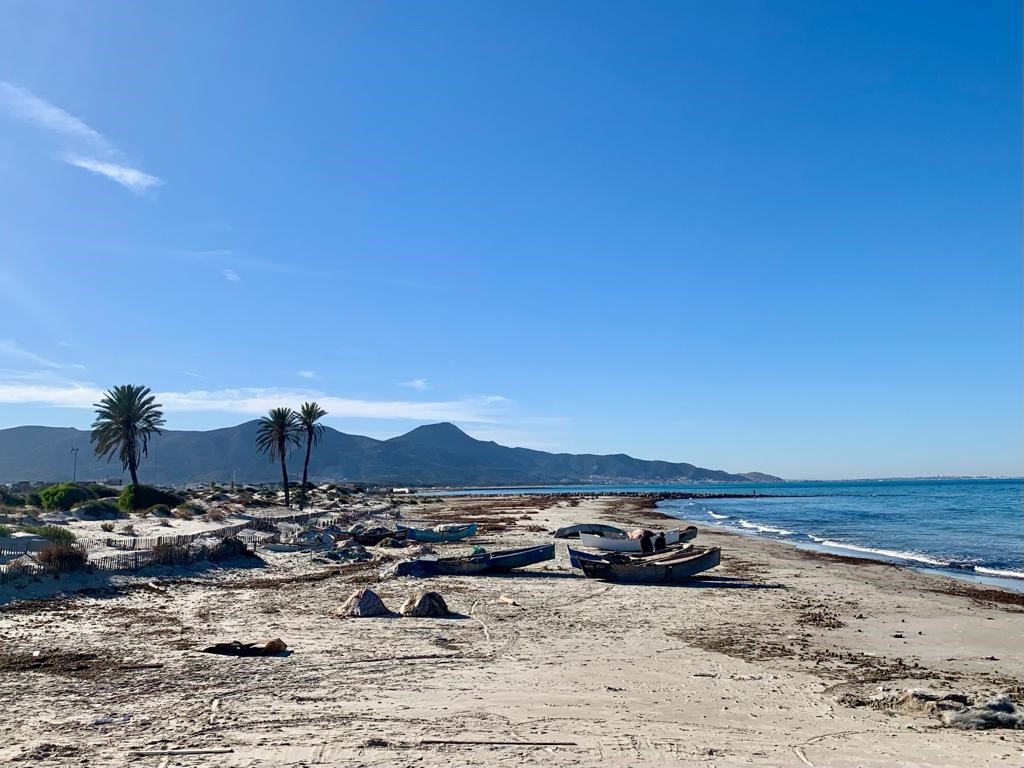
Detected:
[578,526,697,552]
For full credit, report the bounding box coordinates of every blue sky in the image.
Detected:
[0,1,1019,479]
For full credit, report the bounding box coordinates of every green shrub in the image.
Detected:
[25,492,42,507]
[118,484,184,512]
[1,488,25,506]
[72,499,122,518]
[0,523,11,537]
[120,523,137,536]
[173,501,204,519]
[85,483,119,498]
[36,543,87,571]
[100,521,115,532]
[38,483,90,511]
[21,524,77,545]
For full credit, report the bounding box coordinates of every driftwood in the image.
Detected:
[119,663,164,670]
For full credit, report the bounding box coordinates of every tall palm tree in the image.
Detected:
[255,407,301,507]
[296,401,328,510]
[90,384,166,486]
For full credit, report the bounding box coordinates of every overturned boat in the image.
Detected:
[578,546,721,584]
[553,523,626,539]
[396,522,478,543]
[578,526,697,552]
[394,543,555,577]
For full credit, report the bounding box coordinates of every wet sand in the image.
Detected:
[1,494,1021,766]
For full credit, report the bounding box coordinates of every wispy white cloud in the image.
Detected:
[0,81,110,150]
[0,80,161,193]
[0,378,510,424]
[399,378,431,391]
[296,370,317,379]
[182,371,207,379]
[64,154,162,194]
[220,268,241,283]
[0,339,65,369]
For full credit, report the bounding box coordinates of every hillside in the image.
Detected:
[0,421,782,486]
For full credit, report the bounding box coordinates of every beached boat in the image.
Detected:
[397,522,478,543]
[578,546,721,583]
[399,543,555,576]
[578,526,697,552]
[553,523,626,539]
[566,542,694,570]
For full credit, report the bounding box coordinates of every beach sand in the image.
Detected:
[1,494,1021,766]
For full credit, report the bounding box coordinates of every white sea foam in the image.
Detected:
[707,511,729,520]
[975,566,1024,580]
[814,540,949,567]
[737,519,794,536]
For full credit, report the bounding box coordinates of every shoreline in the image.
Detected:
[427,489,1024,595]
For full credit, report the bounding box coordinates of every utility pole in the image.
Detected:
[70,447,79,483]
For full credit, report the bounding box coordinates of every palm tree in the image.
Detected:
[296,401,328,510]
[91,384,166,486]
[255,407,301,507]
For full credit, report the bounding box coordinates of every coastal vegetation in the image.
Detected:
[90,384,166,487]
[255,407,302,507]
[20,524,76,546]
[117,484,182,512]
[297,401,328,510]
[38,482,90,511]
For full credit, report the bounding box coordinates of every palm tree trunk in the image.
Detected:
[129,462,139,487]
[280,456,290,507]
[300,433,313,510]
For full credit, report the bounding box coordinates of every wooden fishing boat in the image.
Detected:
[396,522,478,543]
[578,546,721,583]
[578,526,697,552]
[401,543,555,577]
[553,523,626,539]
[566,542,693,569]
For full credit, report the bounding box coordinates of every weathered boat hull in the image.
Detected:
[405,543,555,577]
[553,523,626,539]
[578,526,697,552]
[578,546,721,583]
[397,522,478,543]
[567,542,693,569]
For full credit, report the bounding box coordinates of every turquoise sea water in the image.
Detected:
[433,479,1024,591]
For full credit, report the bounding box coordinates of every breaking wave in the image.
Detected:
[812,540,950,567]
[974,566,1024,580]
[737,519,794,536]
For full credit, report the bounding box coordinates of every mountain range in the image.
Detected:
[0,421,781,487]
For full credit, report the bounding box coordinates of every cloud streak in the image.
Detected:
[220,268,241,283]
[0,380,510,423]
[399,378,431,391]
[0,80,161,193]
[0,339,69,370]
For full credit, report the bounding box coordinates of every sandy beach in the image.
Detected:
[1,493,1022,767]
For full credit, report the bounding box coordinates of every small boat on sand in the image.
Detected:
[567,542,694,570]
[578,526,697,552]
[397,543,555,577]
[396,522,477,543]
[553,523,626,539]
[579,546,721,583]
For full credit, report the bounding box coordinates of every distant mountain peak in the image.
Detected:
[0,421,781,486]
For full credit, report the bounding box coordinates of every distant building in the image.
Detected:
[391,487,411,494]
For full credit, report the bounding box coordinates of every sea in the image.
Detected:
[431,478,1024,592]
